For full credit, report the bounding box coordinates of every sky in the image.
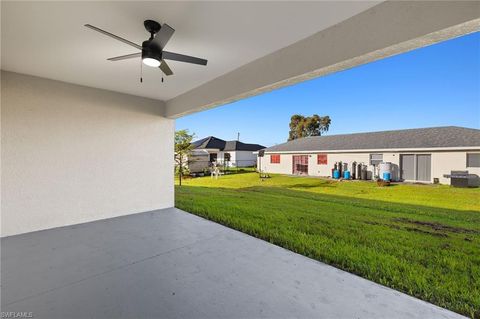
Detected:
[176,31,480,147]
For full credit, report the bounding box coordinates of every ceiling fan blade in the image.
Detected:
[153,24,175,49]
[159,60,173,76]
[84,24,142,50]
[107,52,141,61]
[162,51,207,66]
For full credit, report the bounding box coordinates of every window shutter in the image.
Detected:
[317,154,328,165]
[270,154,280,164]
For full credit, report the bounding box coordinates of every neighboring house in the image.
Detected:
[188,136,265,173]
[257,126,480,185]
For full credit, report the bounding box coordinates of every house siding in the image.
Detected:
[433,152,480,184]
[258,150,480,184]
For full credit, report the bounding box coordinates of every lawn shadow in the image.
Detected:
[285,183,335,189]
[177,184,480,227]
[261,185,478,213]
[223,169,257,176]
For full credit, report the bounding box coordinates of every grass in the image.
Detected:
[175,172,480,318]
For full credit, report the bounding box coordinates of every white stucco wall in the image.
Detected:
[433,151,480,184]
[259,154,293,174]
[260,153,376,179]
[309,153,372,178]
[1,71,174,237]
[259,150,480,185]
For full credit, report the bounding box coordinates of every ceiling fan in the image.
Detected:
[84,20,207,78]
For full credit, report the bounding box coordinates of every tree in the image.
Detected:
[174,130,195,186]
[288,114,304,141]
[288,114,331,141]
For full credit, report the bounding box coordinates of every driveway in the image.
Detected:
[1,208,465,318]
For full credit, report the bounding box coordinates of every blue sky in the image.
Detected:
[176,32,480,147]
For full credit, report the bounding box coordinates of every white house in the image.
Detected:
[188,136,265,173]
[258,126,480,185]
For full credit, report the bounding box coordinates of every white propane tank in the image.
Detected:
[378,162,393,180]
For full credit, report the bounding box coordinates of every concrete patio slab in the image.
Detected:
[1,208,465,318]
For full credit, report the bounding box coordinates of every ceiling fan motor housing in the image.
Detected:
[142,40,162,64]
[144,20,161,35]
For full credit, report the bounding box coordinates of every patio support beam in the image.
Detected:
[165,1,480,118]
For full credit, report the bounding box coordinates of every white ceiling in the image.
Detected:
[1,1,379,101]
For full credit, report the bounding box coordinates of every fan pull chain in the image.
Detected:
[162,77,164,83]
[140,59,143,83]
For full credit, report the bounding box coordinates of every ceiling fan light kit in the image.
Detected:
[141,20,162,67]
[142,57,161,68]
[84,19,207,81]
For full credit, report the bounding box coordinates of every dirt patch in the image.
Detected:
[393,218,479,235]
[364,218,477,236]
[404,226,448,237]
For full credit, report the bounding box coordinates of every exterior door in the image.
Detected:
[400,154,415,181]
[400,154,431,182]
[416,154,431,182]
[292,155,308,175]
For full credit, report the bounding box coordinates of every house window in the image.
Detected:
[224,153,231,162]
[270,154,280,164]
[467,153,480,167]
[370,153,383,165]
[317,154,328,165]
[209,153,217,163]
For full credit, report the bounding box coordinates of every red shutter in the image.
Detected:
[317,154,328,165]
[270,154,280,164]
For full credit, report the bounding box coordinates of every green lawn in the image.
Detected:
[175,172,480,318]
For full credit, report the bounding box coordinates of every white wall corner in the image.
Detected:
[1,71,173,237]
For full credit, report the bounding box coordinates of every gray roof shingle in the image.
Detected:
[192,136,265,151]
[224,141,265,151]
[191,136,226,149]
[264,126,480,153]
